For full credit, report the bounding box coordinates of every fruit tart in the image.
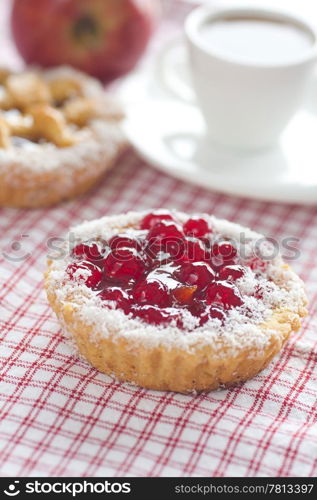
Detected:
[45,210,307,393]
[0,66,125,208]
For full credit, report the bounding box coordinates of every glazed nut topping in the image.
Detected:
[48,77,83,103]
[0,116,10,149]
[63,97,101,127]
[6,72,52,109]
[0,68,11,84]
[28,105,77,148]
[0,68,118,149]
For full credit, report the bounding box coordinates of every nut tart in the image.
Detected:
[0,66,125,208]
[45,210,307,393]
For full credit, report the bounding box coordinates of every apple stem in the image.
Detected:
[72,15,100,47]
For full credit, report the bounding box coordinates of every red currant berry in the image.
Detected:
[218,265,245,281]
[183,217,210,238]
[212,241,237,259]
[67,261,102,289]
[140,210,174,230]
[176,262,215,288]
[103,248,145,282]
[206,282,242,309]
[72,242,104,263]
[133,306,179,326]
[99,287,131,313]
[210,241,237,270]
[147,220,185,260]
[133,279,171,307]
[209,307,226,322]
[188,300,209,326]
[185,237,207,262]
[109,234,142,252]
[147,220,184,241]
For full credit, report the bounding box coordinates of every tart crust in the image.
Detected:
[0,67,125,208]
[46,289,305,392]
[45,211,308,393]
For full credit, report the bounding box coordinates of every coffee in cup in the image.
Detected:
[185,7,317,149]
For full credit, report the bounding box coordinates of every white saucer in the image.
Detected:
[118,38,317,204]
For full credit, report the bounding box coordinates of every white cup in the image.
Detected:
[185,6,317,150]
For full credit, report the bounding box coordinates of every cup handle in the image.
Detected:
[156,36,197,104]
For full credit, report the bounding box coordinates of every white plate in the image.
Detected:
[119,38,317,204]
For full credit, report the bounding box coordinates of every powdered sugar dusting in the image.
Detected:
[0,121,123,177]
[46,210,307,356]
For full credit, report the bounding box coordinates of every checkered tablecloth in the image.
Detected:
[1,0,317,478]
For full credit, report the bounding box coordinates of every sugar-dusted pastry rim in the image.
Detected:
[45,210,308,393]
[0,66,126,208]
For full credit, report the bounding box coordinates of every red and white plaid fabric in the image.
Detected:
[1,0,317,477]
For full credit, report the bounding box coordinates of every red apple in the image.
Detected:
[11,0,159,82]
